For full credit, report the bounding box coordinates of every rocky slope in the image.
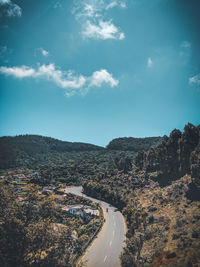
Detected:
[135,123,200,195]
[122,124,200,266]
[121,174,200,267]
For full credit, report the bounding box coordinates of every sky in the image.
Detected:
[0,0,200,146]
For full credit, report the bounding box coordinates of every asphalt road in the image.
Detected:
[66,186,126,267]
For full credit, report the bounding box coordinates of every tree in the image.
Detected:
[0,184,73,267]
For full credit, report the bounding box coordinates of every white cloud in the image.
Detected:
[41,48,49,57]
[35,48,49,57]
[0,65,35,78]
[0,0,10,4]
[74,0,126,17]
[106,1,118,10]
[37,64,87,89]
[120,2,126,8]
[89,69,119,87]
[147,57,153,68]
[73,0,125,41]
[181,41,191,49]
[0,0,22,17]
[106,1,126,10]
[189,74,200,86]
[78,4,97,18]
[0,64,86,88]
[119,32,125,40]
[83,20,124,40]
[0,64,119,96]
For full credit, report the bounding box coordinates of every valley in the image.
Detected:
[0,123,200,266]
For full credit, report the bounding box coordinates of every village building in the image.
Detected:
[62,204,99,220]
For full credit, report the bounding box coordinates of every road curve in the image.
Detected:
[66,186,126,267]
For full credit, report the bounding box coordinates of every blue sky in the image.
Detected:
[0,0,200,146]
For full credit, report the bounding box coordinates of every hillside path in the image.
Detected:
[65,186,126,267]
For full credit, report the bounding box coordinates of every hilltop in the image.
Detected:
[0,134,104,155]
[0,135,104,169]
[107,136,163,151]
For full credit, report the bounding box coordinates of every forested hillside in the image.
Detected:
[0,135,103,155]
[0,134,163,171]
[107,136,163,151]
[0,135,104,169]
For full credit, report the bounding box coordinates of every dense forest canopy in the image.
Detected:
[0,134,104,154]
[0,134,163,170]
[107,136,163,151]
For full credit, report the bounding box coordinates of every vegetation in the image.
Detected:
[0,134,162,172]
[0,176,103,267]
[0,184,73,267]
[0,135,104,169]
[0,124,199,266]
[83,181,126,210]
[107,136,163,151]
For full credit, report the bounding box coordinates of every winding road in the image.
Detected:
[65,186,126,267]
